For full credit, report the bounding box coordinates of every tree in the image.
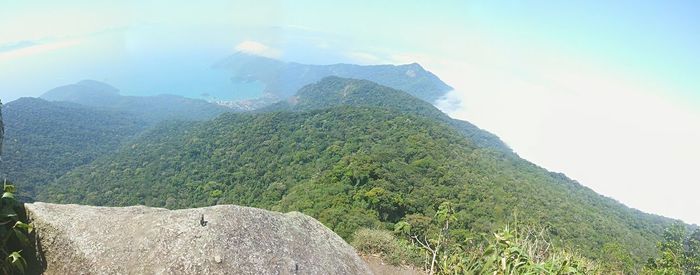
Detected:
[601,242,634,274]
[686,229,700,274]
[0,99,3,159]
[644,222,695,274]
[395,201,456,275]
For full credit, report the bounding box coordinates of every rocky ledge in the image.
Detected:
[25,202,372,275]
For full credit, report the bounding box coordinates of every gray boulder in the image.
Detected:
[25,202,372,275]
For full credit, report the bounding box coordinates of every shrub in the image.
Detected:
[352,228,397,255]
[0,181,33,274]
[351,228,422,266]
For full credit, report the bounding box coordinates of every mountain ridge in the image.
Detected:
[214,53,453,103]
[262,76,511,153]
[3,79,235,198]
[37,77,678,264]
[40,80,236,123]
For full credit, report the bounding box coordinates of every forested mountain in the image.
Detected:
[0,98,147,197]
[41,80,235,123]
[38,78,676,264]
[3,79,237,198]
[214,53,453,102]
[263,76,510,152]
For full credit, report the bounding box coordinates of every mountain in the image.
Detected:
[214,53,453,103]
[3,80,235,199]
[41,80,235,123]
[0,98,147,197]
[38,77,676,263]
[263,76,510,152]
[40,80,121,105]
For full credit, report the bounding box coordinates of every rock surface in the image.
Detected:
[25,202,373,275]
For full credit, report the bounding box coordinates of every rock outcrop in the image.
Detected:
[25,202,372,275]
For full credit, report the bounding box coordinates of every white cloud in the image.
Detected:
[404,46,700,225]
[345,51,385,64]
[234,40,282,59]
[316,41,331,49]
[0,2,129,46]
[0,39,82,62]
[434,90,463,114]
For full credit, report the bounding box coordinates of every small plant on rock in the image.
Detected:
[0,181,33,274]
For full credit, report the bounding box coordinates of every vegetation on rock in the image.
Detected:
[0,102,33,274]
[0,182,33,274]
[356,204,699,274]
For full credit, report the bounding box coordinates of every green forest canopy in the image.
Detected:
[36,77,679,264]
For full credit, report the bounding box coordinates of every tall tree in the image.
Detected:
[0,99,4,158]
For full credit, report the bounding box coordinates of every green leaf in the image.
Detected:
[3,184,15,193]
[0,214,17,220]
[13,228,30,246]
[14,221,33,234]
[2,192,14,200]
[7,251,26,274]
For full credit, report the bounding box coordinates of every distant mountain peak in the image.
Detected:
[74,80,120,94]
[213,54,452,103]
[212,51,285,70]
[40,80,122,107]
[38,81,234,123]
[260,76,511,153]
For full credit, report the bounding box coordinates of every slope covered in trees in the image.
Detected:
[1,80,238,198]
[214,53,453,102]
[39,78,677,265]
[0,98,148,197]
[263,76,510,152]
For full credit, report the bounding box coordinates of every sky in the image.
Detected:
[1,1,699,224]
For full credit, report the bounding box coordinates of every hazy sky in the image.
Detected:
[1,1,699,224]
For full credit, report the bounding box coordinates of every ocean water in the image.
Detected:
[115,60,264,102]
[1,28,269,102]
